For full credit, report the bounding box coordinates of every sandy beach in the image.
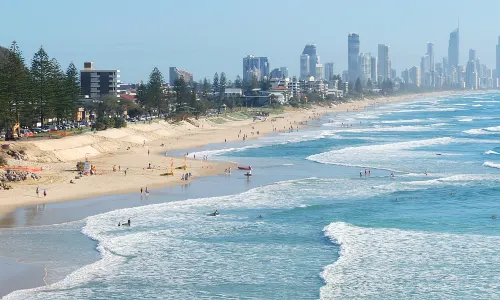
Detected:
[0,90,484,298]
[0,92,460,219]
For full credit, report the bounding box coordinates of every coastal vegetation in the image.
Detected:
[0,41,80,135]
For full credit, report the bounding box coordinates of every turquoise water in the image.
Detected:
[4,93,500,299]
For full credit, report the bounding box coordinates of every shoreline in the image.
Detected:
[0,90,474,221]
[0,256,46,298]
[0,89,491,298]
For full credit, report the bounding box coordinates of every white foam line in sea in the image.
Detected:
[320,222,500,299]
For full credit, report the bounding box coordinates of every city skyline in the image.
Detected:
[1,0,500,82]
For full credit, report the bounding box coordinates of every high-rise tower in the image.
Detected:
[496,37,500,87]
[301,44,318,79]
[348,33,360,83]
[448,28,459,70]
[377,44,390,83]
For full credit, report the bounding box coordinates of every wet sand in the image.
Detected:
[0,257,46,298]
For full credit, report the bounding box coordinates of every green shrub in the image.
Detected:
[103,117,116,128]
[92,121,107,131]
[114,117,127,128]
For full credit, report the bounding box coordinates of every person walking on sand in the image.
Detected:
[36,186,39,197]
[43,189,47,197]
[140,187,143,195]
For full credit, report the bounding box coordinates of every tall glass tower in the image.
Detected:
[348,33,360,83]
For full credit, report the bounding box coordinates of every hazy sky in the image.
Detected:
[1,0,499,83]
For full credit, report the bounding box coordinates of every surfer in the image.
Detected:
[492,215,498,219]
[209,210,219,216]
[127,218,131,226]
[258,215,263,218]
[391,173,395,178]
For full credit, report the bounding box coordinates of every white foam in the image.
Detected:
[484,150,500,155]
[483,161,500,169]
[458,118,473,122]
[324,125,438,133]
[474,100,500,103]
[404,174,500,186]
[464,126,500,135]
[307,137,454,172]
[378,119,427,124]
[190,130,340,158]
[321,222,500,299]
[472,104,483,107]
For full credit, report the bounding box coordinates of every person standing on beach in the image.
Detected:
[36,186,39,197]
[43,189,47,197]
[148,150,150,156]
[140,187,143,195]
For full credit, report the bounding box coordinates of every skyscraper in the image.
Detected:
[270,68,283,79]
[496,37,500,87]
[300,54,310,79]
[358,53,371,86]
[420,55,430,87]
[370,56,378,83]
[469,49,476,62]
[348,33,360,83]
[301,44,318,79]
[448,28,459,70]
[409,66,421,87]
[466,60,478,89]
[324,62,335,81]
[427,43,435,87]
[315,63,324,80]
[280,67,289,79]
[242,55,269,82]
[377,44,390,83]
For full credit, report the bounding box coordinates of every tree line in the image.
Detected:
[0,41,80,134]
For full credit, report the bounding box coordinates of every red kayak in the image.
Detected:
[238,166,252,170]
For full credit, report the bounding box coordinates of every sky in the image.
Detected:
[1,0,500,83]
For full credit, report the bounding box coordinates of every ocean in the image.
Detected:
[3,92,500,299]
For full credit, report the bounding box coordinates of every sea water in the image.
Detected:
[4,93,500,299]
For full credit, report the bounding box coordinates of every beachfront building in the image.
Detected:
[348,33,360,83]
[409,66,421,87]
[420,55,431,88]
[377,44,391,83]
[301,44,318,79]
[324,62,335,82]
[358,53,371,86]
[80,62,121,99]
[169,67,193,85]
[465,59,478,89]
[315,63,324,81]
[370,56,378,84]
[300,54,310,80]
[243,55,270,82]
[448,28,459,77]
[496,37,500,88]
[224,88,243,98]
[270,67,288,79]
